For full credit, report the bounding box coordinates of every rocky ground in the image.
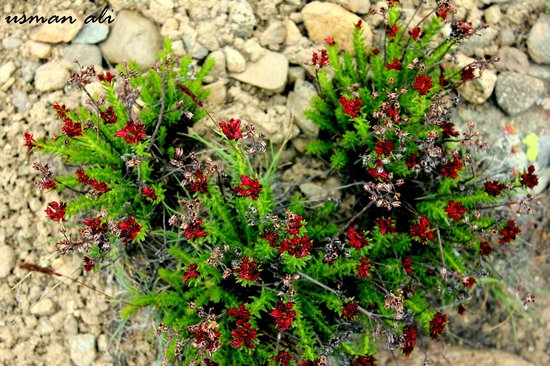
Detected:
[0,0,548,365]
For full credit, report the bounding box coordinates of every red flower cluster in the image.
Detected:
[187,320,221,353]
[24,133,40,151]
[142,186,157,201]
[429,311,447,339]
[386,24,398,40]
[479,241,492,256]
[272,351,291,366]
[184,219,208,240]
[62,119,83,138]
[189,172,209,195]
[270,301,296,332]
[118,217,142,243]
[440,121,459,138]
[76,169,110,195]
[411,216,434,243]
[340,96,362,118]
[406,153,420,169]
[439,75,449,87]
[375,140,394,156]
[230,322,257,349]
[440,156,463,178]
[237,257,260,282]
[409,27,422,41]
[377,218,395,235]
[356,257,371,278]
[445,200,466,222]
[219,118,243,140]
[385,58,402,70]
[499,220,520,244]
[233,175,262,200]
[324,36,335,46]
[462,276,476,289]
[114,120,147,144]
[45,201,66,222]
[342,300,359,319]
[83,256,94,272]
[413,74,433,95]
[97,71,115,83]
[352,355,377,366]
[457,304,467,315]
[82,217,108,235]
[99,106,117,124]
[286,212,303,235]
[402,325,417,357]
[183,263,199,283]
[260,227,280,247]
[484,180,506,196]
[437,4,453,19]
[451,20,475,37]
[462,65,476,81]
[402,257,413,275]
[520,165,538,189]
[279,235,313,258]
[227,304,250,325]
[311,49,329,69]
[347,227,368,249]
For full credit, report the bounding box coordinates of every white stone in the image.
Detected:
[287,80,319,137]
[29,10,83,43]
[70,334,97,366]
[27,41,52,59]
[34,62,69,92]
[224,47,246,73]
[260,21,286,47]
[231,51,289,93]
[0,245,15,278]
[0,62,16,85]
[527,14,550,64]
[30,298,57,316]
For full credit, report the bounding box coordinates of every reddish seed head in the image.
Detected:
[62,119,83,138]
[271,351,292,366]
[402,257,413,275]
[375,140,394,156]
[484,180,506,196]
[230,322,257,349]
[99,106,117,124]
[184,219,208,240]
[311,49,329,69]
[480,241,492,256]
[499,220,520,244]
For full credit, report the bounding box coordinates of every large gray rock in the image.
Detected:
[228,0,257,38]
[34,62,69,92]
[460,69,497,105]
[70,334,97,366]
[100,10,161,69]
[231,51,288,93]
[287,80,319,137]
[29,10,83,43]
[64,44,103,67]
[495,72,546,115]
[495,47,530,73]
[527,14,550,64]
[302,1,373,51]
[72,23,110,44]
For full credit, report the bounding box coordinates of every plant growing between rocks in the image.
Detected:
[23,1,543,365]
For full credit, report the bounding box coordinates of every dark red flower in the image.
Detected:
[377,218,395,235]
[480,241,492,256]
[311,49,329,69]
[114,120,147,144]
[45,201,66,222]
[99,106,117,124]
[97,71,115,83]
[270,301,296,332]
[439,75,449,87]
[451,20,475,37]
[272,351,291,366]
[24,133,40,151]
[40,178,57,190]
[484,180,506,196]
[352,355,377,366]
[53,104,69,119]
[325,36,335,45]
[142,186,157,201]
[462,65,476,81]
[406,153,420,169]
[520,165,538,189]
[440,155,463,178]
[89,178,110,195]
[260,228,280,247]
[356,257,371,278]
[187,321,220,352]
[385,58,402,70]
[445,200,466,222]
[230,322,257,349]
[219,118,243,140]
[347,227,368,249]
[62,119,83,138]
[429,311,447,339]
[340,96,362,118]
[83,256,94,272]
[440,121,459,138]
[237,257,260,282]
[184,219,208,240]
[227,304,251,326]
[499,220,520,244]
[386,24,398,40]
[286,212,303,235]
[372,48,380,55]
[368,167,389,180]
[183,263,199,283]
[189,171,209,195]
[202,359,217,366]
[402,257,413,276]
[411,216,434,243]
[413,74,433,95]
[355,19,363,29]
[457,304,467,315]
[437,5,453,20]
[342,300,359,319]
[82,217,108,235]
[233,175,262,200]
[279,235,313,258]
[402,325,417,357]
[409,27,422,41]
[375,140,394,156]
[462,276,476,289]
[118,217,141,243]
[76,169,90,184]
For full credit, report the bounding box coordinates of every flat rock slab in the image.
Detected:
[29,10,83,43]
[230,51,288,93]
[495,72,545,115]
